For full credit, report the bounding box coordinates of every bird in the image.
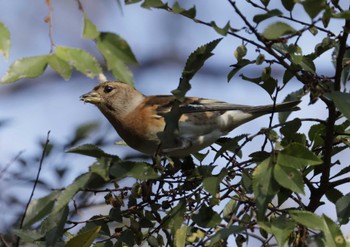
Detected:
[80,81,300,157]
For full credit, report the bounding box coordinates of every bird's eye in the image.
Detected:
[104,85,114,93]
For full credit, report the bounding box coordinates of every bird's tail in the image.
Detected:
[247,100,301,114]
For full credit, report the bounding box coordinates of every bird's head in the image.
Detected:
[80,81,144,118]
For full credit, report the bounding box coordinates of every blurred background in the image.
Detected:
[0,0,347,243]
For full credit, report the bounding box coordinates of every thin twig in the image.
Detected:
[228,0,307,83]
[44,0,55,52]
[0,234,10,247]
[76,0,84,12]
[0,151,23,180]
[246,0,335,36]
[329,177,350,188]
[16,131,51,247]
[262,86,280,150]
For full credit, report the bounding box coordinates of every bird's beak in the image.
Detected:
[80,91,101,104]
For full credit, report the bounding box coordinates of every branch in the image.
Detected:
[307,98,336,211]
[16,131,50,247]
[329,177,350,188]
[0,151,23,180]
[334,13,350,91]
[0,234,10,247]
[44,0,55,52]
[306,6,350,211]
[246,0,335,36]
[227,0,305,83]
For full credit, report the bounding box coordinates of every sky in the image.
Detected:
[0,0,349,244]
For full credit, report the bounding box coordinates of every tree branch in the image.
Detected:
[307,98,336,211]
[329,177,350,188]
[334,14,350,91]
[16,131,50,247]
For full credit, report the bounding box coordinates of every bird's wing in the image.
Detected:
[143,96,230,136]
[144,95,248,114]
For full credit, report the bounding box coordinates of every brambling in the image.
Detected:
[80,81,300,157]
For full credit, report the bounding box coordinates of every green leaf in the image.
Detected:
[12,229,44,243]
[223,199,237,222]
[175,225,187,247]
[332,10,350,19]
[279,88,304,123]
[117,229,135,246]
[181,38,222,83]
[147,236,159,247]
[209,226,245,246]
[214,135,246,160]
[125,0,142,4]
[56,46,102,78]
[289,210,324,230]
[91,159,110,181]
[1,55,48,84]
[227,59,252,81]
[78,215,111,237]
[302,0,326,19]
[314,37,336,58]
[234,45,247,61]
[109,207,122,222]
[326,188,343,204]
[52,173,92,214]
[298,56,316,73]
[256,53,265,65]
[23,191,60,227]
[108,58,134,85]
[241,170,253,193]
[202,169,227,197]
[280,118,301,139]
[277,143,323,169]
[172,2,196,18]
[40,206,69,246]
[48,54,72,80]
[309,123,326,148]
[253,9,282,24]
[322,215,346,247]
[270,216,296,247]
[322,5,332,28]
[0,21,10,59]
[97,32,137,65]
[281,0,295,11]
[109,161,159,181]
[96,32,137,85]
[210,21,230,36]
[241,69,277,96]
[283,69,294,84]
[262,22,296,40]
[141,0,167,9]
[67,144,119,159]
[336,193,350,225]
[260,0,270,6]
[66,226,101,247]
[83,14,99,39]
[192,205,221,228]
[273,164,304,194]
[164,201,186,234]
[326,92,350,121]
[253,157,279,220]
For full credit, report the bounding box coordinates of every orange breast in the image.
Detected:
[119,103,165,150]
